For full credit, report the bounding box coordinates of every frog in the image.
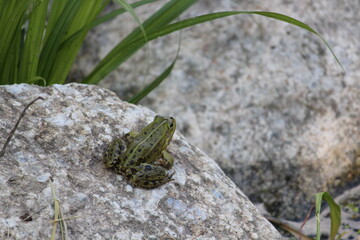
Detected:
[103,115,176,189]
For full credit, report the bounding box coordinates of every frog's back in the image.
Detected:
[123,116,175,167]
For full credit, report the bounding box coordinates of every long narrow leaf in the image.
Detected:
[44,0,67,43]
[0,0,30,81]
[83,0,197,84]
[315,192,341,240]
[18,0,49,84]
[1,7,28,84]
[48,0,109,84]
[144,11,343,70]
[61,0,160,49]
[118,0,196,46]
[93,0,160,27]
[127,59,177,104]
[38,0,82,81]
[2,23,23,84]
[84,10,343,85]
[127,35,181,104]
[113,0,151,85]
[113,0,148,43]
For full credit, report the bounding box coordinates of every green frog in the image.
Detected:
[103,115,176,189]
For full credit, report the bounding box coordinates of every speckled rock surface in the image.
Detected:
[0,84,281,239]
[73,1,360,221]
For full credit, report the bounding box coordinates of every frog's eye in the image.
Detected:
[168,117,176,129]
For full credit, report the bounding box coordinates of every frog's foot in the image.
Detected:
[103,138,127,168]
[130,163,175,189]
[155,150,174,170]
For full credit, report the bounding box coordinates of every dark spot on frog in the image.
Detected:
[137,149,141,152]
[145,165,152,171]
[129,160,134,165]
[143,181,149,185]
[144,131,147,135]
[120,145,125,150]
[129,149,133,153]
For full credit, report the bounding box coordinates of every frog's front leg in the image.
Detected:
[123,131,138,144]
[155,150,174,170]
[130,163,174,189]
[103,138,127,169]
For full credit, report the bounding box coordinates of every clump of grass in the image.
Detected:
[267,191,343,240]
[0,0,342,103]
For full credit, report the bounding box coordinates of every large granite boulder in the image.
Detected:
[0,84,281,239]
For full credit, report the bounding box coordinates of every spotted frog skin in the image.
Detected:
[103,115,176,188]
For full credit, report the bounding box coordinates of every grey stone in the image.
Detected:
[76,0,360,220]
[0,84,281,239]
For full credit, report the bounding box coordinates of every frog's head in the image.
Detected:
[167,117,176,133]
[154,115,176,133]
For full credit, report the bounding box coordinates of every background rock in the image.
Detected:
[0,84,281,239]
[73,0,360,221]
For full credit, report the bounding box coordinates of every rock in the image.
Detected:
[0,84,281,239]
[75,1,360,220]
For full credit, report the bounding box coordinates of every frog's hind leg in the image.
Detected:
[130,163,174,189]
[103,138,127,169]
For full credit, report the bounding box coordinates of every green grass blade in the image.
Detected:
[38,0,82,82]
[315,192,341,240]
[113,0,148,43]
[48,0,108,84]
[83,0,197,84]
[127,59,177,104]
[118,0,196,45]
[84,9,342,85]
[65,0,109,36]
[1,7,27,84]
[0,0,30,82]
[127,37,181,104]
[93,0,160,27]
[336,232,348,240]
[2,24,23,84]
[12,26,24,84]
[244,12,343,71]
[61,0,160,48]
[316,192,324,240]
[29,76,47,86]
[113,0,150,84]
[18,0,49,84]
[44,0,67,43]
[145,11,343,70]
